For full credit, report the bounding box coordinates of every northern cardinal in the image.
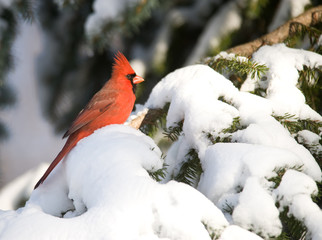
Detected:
[34,52,144,189]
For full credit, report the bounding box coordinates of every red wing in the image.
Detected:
[63,92,116,138]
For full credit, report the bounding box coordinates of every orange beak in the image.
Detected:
[133,75,144,84]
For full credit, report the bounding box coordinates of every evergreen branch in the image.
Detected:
[222,116,245,133]
[286,22,322,48]
[297,66,321,112]
[273,113,322,135]
[206,133,232,144]
[206,117,245,144]
[148,158,168,182]
[227,5,322,57]
[163,120,183,142]
[138,104,169,137]
[174,149,202,187]
[270,166,311,240]
[312,181,322,208]
[204,54,268,82]
[274,113,322,167]
[222,201,234,215]
[278,206,308,240]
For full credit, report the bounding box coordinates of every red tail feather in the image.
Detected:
[34,136,79,189]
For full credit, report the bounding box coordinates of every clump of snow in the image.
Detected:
[212,51,248,63]
[198,143,303,203]
[0,125,230,239]
[146,64,240,159]
[145,46,322,237]
[219,225,263,240]
[242,43,322,121]
[297,130,322,159]
[297,130,321,146]
[231,176,281,238]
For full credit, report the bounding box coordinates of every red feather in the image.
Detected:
[34,52,144,189]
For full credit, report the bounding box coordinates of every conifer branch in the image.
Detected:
[278,207,308,240]
[273,113,322,135]
[227,5,322,57]
[174,149,202,187]
[129,6,322,132]
[204,55,268,80]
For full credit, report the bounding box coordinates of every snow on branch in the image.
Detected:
[128,44,322,238]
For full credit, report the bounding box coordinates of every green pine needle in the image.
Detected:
[163,120,183,142]
[204,55,269,83]
[278,207,308,240]
[297,65,321,112]
[174,149,203,187]
[148,163,168,182]
[285,22,322,49]
[273,113,322,135]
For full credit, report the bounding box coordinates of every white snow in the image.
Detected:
[146,64,240,159]
[246,43,322,120]
[232,177,282,238]
[297,130,321,146]
[219,225,263,240]
[0,125,229,239]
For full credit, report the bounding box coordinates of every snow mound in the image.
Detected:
[0,125,229,240]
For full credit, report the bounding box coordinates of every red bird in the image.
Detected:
[34,52,144,189]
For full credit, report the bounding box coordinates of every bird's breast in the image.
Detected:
[89,89,136,130]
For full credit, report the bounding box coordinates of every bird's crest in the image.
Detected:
[112,51,135,77]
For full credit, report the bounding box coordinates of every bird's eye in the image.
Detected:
[126,73,136,81]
